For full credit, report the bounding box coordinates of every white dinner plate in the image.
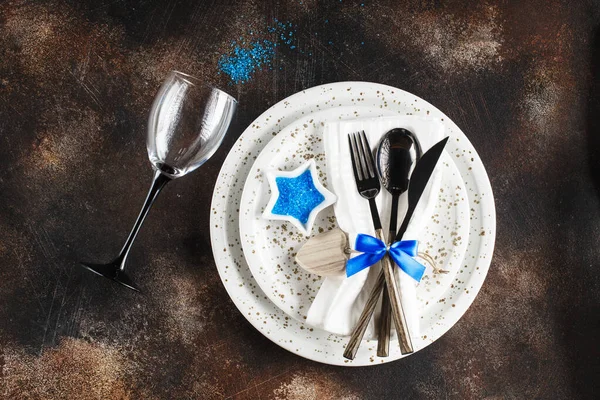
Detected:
[238,109,471,328]
[210,82,496,366]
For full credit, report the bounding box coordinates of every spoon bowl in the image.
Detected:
[376,128,422,198]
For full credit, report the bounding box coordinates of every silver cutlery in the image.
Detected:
[344,131,413,359]
[343,135,449,360]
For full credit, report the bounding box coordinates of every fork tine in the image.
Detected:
[348,134,362,182]
[360,130,376,178]
[351,133,366,181]
[353,132,369,180]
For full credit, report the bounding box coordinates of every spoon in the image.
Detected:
[375,128,421,356]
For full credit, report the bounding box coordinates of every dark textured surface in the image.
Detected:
[1,0,599,398]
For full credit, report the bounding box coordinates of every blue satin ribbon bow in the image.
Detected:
[346,234,426,282]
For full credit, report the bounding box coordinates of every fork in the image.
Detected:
[343,131,414,360]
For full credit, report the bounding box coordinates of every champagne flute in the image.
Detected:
[81,71,237,291]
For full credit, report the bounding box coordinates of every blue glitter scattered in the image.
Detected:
[272,170,325,224]
[269,19,298,50]
[218,40,275,84]
[221,14,364,84]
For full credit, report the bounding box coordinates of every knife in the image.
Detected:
[395,136,449,240]
[343,136,450,360]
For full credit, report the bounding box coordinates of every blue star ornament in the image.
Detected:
[263,160,337,236]
[272,169,324,224]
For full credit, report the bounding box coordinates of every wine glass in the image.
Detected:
[81,71,237,291]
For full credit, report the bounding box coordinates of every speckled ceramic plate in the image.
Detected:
[238,109,470,327]
[210,82,496,366]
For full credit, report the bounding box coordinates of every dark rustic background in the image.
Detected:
[1,0,599,398]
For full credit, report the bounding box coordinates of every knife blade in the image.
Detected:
[343,136,449,360]
[396,136,449,240]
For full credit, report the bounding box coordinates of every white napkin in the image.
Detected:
[306,116,444,340]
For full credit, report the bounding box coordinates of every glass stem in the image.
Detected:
[116,169,171,270]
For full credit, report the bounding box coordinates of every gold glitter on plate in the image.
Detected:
[239,114,470,327]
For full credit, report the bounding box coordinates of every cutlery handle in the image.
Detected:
[368,198,383,230]
[377,286,392,356]
[343,271,386,360]
[375,229,414,355]
[377,193,400,357]
[388,194,400,241]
